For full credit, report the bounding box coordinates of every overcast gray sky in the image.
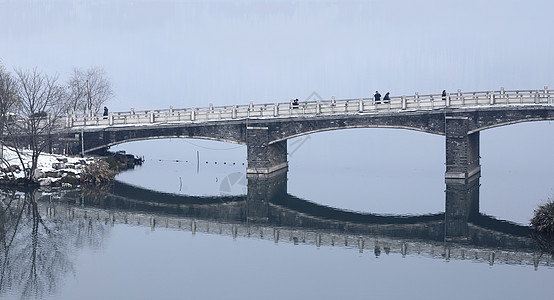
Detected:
[1,0,553,111]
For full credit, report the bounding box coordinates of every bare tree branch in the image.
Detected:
[5,68,67,182]
[67,67,114,116]
[0,63,19,159]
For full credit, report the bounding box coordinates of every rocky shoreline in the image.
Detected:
[0,149,142,187]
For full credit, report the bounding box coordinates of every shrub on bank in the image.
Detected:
[531,200,554,234]
[81,160,119,185]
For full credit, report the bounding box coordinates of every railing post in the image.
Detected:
[358,98,363,112]
[401,95,407,110]
[169,105,174,113]
[489,91,495,105]
[316,101,321,115]
[191,109,195,121]
[446,93,450,107]
[209,103,214,112]
[274,103,279,117]
[332,96,336,106]
[109,113,113,125]
[150,111,155,123]
[458,89,463,105]
[232,105,237,119]
[414,92,419,101]
[546,86,551,103]
[500,87,505,94]
[535,90,540,104]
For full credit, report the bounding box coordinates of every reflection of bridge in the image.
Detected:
[57,88,554,180]
[42,171,553,269]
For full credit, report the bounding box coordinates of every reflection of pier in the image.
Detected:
[40,171,553,269]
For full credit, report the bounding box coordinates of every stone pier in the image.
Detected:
[246,126,288,175]
[445,116,481,181]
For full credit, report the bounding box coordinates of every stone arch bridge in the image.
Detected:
[57,87,554,182]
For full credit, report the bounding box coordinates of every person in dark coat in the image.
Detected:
[374,91,381,104]
[383,92,390,103]
[103,106,109,119]
[292,99,299,109]
[442,90,447,101]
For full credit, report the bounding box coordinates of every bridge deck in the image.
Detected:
[66,88,553,129]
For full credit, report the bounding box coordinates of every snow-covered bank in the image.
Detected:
[0,147,106,187]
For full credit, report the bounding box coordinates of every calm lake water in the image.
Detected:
[1,129,553,299]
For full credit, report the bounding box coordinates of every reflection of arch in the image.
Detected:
[46,180,551,268]
[102,179,533,240]
[111,180,245,205]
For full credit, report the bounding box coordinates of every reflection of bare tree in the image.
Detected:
[0,188,110,299]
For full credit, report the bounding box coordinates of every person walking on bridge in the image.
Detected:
[103,106,109,119]
[374,91,381,104]
[383,92,390,103]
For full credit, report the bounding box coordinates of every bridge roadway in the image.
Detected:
[36,177,552,269]
[58,87,554,181]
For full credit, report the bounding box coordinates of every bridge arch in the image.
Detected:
[270,124,443,145]
[84,135,246,154]
[469,117,554,135]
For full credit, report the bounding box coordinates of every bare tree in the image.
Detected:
[67,67,114,116]
[0,63,19,158]
[0,189,108,299]
[6,68,67,182]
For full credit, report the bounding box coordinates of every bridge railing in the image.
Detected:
[65,87,553,128]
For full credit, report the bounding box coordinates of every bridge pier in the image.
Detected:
[445,116,481,182]
[246,169,288,222]
[445,174,480,239]
[246,126,288,175]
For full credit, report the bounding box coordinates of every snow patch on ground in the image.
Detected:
[1,147,96,185]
